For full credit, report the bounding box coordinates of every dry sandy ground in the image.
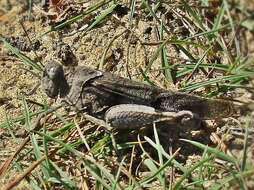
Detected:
[0,0,254,189]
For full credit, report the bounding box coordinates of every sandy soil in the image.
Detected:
[0,0,254,189]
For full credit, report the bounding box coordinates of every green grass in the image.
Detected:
[1,0,254,189]
[2,102,253,189]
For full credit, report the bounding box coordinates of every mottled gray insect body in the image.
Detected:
[65,67,103,105]
[41,61,234,129]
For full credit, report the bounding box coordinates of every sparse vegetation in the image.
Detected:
[0,0,254,189]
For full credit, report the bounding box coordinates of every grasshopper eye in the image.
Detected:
[45,62,64,80]
[47,67,57,79]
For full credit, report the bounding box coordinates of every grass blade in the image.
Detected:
[208,169,254,190]
[180,72,253,92]
[173,157,213,190]
[84,3,118,33]
[140,149,179,185]
[38,0,113,37]
[241,118,251,171]
[0,36,43,71]
[129,0,136,20]
[180,139,236,163]
[181,0,206,31]
[49,161,78,189]
[160,21,174,82]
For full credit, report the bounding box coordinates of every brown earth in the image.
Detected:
[0,0,254,189]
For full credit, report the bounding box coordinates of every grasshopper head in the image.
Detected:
[42,61,70,98]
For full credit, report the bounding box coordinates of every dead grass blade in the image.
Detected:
[2,155,47,190]
[0,137,30,177]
